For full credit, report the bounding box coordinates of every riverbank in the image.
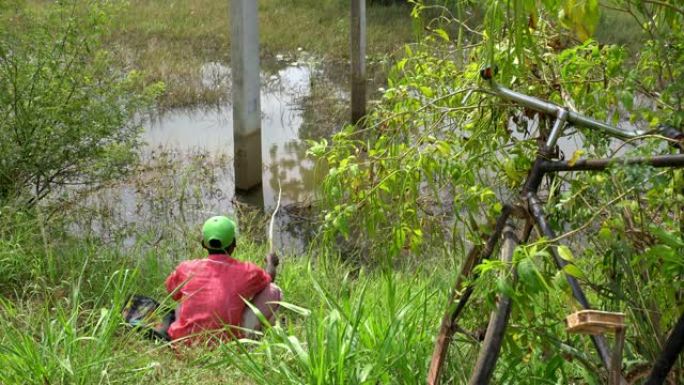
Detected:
[0,204,452,384]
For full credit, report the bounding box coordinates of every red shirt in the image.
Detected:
[165,254,271,342]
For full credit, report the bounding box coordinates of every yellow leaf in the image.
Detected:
[434,28,449,42]
[560,0,600,41]
[568,149,585,167]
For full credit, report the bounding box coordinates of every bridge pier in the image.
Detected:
[231,0,262,191]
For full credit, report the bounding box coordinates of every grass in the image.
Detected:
[0,147,653,384]
[0,204,454,384]
[1,149,680,384]
[107,0,416,108]
[0,149,457,385]
[14,0,415,108]
[3,2,678,384]
[0,190,622,384]
[0,270,137,385]
[595,6,646,54]
[111,0,414,61]
[8,1,651,110]
[221,272,440,384]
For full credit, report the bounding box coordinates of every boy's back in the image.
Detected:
[165,253,271,341]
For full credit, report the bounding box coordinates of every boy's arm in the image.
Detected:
[165,267,185,301]
[242,255,278,300]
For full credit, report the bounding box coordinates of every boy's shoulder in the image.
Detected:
[175,258,206,270]
[232,259,265,273]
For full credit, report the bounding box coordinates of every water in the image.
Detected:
[142,62,343,251]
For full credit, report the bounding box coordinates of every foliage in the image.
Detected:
[0,159,256,385]
[1,0,683,384]
[0,0,162,207]
[616,0,684,127]
[310,0,684,382]
[104,0,414,108]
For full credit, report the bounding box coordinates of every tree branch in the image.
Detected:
[641,0,684,17]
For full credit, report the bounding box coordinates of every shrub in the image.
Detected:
[0,0,163,207]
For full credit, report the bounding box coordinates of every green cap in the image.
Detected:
[202,216,236,250]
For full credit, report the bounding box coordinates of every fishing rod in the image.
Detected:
[266,178,282,281]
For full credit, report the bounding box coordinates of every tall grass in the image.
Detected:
[0,202,454,384]
[0,266,142,384]
[0,183,644,384]
[217,262,446,384]
[2,146,665,385]
[0,160,453,384]
[12,0,415,108]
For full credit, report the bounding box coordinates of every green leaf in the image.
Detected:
[563,264,586,280]
[552,271,570,292]
[435,141,450,155]
[272,301,311,317]
[620,91,634,111]
[649,225,684,248]
[517,258,543,293]
[557,245,575,262]
[306,139,328,157]
[396,58,407,71]
[420,86,434,97]
[496,276,515,298]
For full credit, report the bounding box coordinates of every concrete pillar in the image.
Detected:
[351,0,366,124]
[231,0,262,191]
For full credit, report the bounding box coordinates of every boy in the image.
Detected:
[164,215,282,343]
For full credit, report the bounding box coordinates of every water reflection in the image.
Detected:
[143,62,345,252]
[145,108,233,153]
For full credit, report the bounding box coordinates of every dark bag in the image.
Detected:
[122,294,176,341]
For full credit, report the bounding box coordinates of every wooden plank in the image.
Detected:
[566,310,625,335]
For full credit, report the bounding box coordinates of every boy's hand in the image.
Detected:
[266,252,279,282]
[266,252,279,267]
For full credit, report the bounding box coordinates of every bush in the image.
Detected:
[0,1,163,207]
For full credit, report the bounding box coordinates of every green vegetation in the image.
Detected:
[10,0,415,108]
[2,0,684,384]
[0,202,453,384]
[309,0,684,382]
[0,1,162,206]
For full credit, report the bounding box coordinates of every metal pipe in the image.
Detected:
[546,108,569,150]
[489,82,646,138]
[490,82,559,116]
[539,154,684,172]
[527,193,617,375]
